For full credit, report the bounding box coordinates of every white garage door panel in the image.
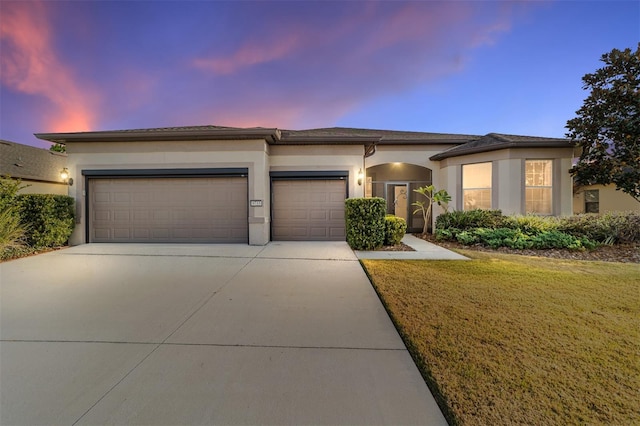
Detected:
[272,179,346,241]
[90,177,247,243]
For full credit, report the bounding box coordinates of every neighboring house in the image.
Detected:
[35,126,578,245]
[0,139,68,195]
[573,184,639,214]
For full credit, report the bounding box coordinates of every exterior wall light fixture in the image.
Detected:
[60,168,73,186]
[357,168,364,186]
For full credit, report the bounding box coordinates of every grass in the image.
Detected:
[361,251,640,425]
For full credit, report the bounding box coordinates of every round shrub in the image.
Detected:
[384,215,407,246]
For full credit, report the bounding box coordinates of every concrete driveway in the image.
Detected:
[0,242,447,425]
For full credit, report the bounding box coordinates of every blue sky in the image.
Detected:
[1,0,638,149]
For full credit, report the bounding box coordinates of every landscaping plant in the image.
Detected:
[384,215,407,246]
[0,176,27,253]
[345,197,386,250]
[411,185,451,234]
[431,210,639,250]
[17,194,75,248]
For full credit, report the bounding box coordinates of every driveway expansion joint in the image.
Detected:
[1,340,405,352]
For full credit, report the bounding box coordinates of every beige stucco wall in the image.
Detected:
[269,144,364,197]
[64,138,583,244]
[363,144,450,189]
[66,139,272,245]
[434,147,575,220]
[18,180,69,196]
[573,184,640,214]
[66,140,368,246]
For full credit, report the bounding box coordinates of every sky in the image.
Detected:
[1,1,638,149]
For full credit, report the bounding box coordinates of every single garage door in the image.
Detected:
[89,177,247,243]
[272,179,346,241]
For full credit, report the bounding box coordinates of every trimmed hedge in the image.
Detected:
[345,198,386,250]
[17,194,75,248]
[384,215,407,246]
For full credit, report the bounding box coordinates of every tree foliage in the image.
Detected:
[49,143,66,153]
[566,43,640,202]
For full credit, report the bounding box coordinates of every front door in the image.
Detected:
[388,184,408,221]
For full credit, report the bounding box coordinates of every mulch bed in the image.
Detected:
[376,242,416,252]
[415,233,640,263]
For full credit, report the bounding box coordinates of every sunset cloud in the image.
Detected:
[0,1,97,133]
[194,35,302,75]
[1,1,636,147]
[186,2,516,129]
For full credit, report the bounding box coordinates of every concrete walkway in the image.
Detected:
[355,234,468,260]
[0,242,447,425]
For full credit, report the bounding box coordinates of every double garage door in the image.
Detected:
[89,177,248,243]
[88,174,346,243]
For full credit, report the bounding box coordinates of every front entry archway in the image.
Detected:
[366,163,432,233]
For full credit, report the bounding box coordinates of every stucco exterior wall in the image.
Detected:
[573,184,640,214]
[363,145,450,189]
[18,180,69,196]
[66,139,271,245]
[434,147,574,219]
[269,145,364,197]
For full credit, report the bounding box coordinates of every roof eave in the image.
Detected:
[429,141,573,161]
[35,128,282,144]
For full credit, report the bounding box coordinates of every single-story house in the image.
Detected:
[0,139,68,195]
[34,125,585,246]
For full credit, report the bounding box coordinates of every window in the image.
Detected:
[525,160,553,214]
[462,162,492,210]
[584,189,599,213]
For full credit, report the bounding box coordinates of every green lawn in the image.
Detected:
[361,251,640,425]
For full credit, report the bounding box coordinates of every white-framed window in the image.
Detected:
[525,160,553,214]
[462,162,492,210]
[584,189,599,213]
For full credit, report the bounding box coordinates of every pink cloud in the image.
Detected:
[184,2,512,127]
[0,1,98,132]
[194,34,302,75]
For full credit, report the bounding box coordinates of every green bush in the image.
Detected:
[0,176,25,211]
[616,211,640,243]
[384,215,407,245]
[0,205,26,250]
[436,209,504,231]
[559,211,640,244]
[455,230,479,245]
[345,198,386,250]
[17,194,75,248]
[529,230,596,250]
[0,176,28,254]
[502,215,560,235]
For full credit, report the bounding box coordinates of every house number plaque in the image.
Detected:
[250,200,263,207]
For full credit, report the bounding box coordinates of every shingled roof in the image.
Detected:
[279,127,479,145]
[34,125,573,157]
[429,133,573,160]
[0,140,67,183]
[36,125,481,145]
